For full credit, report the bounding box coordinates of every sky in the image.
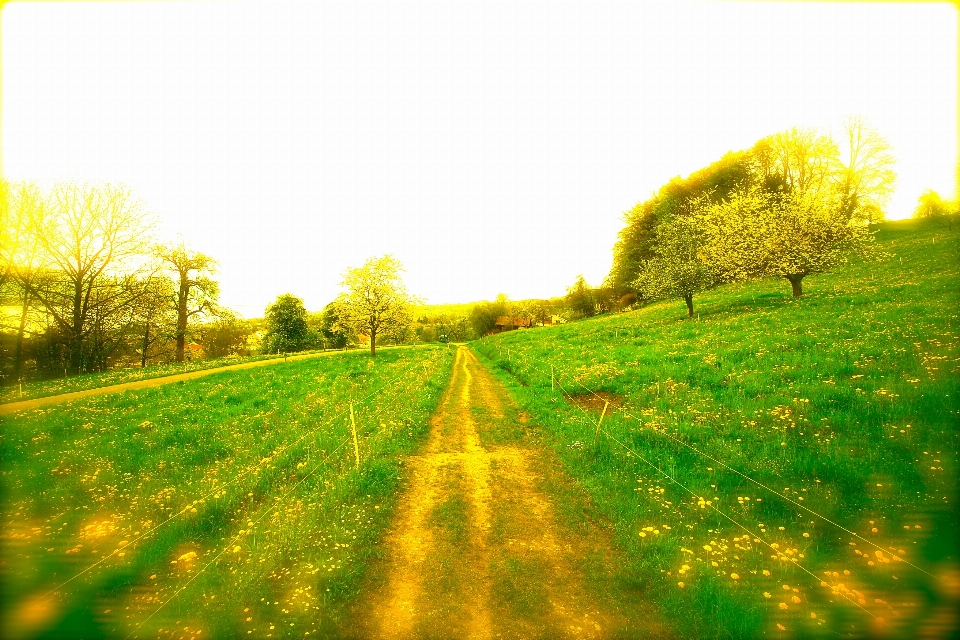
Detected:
[2,1,956,316]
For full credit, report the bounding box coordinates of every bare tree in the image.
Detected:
[132,275,177,367]
[764,127,840,198]
[837,116,896,222]
[155,243,219,362]
[27,183,153,374]
[0,182,51,381]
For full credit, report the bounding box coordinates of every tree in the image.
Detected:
[155,243,219,362]
[564,275,596,319]
[0,179,13,294]
[836,116,896,223]
[606,150,755,296]
[914,189,957,224]
[0,182,50,381]
[201,312,252,359]
[264,293,312,353]
[131,275,177,367]
[469,293,511,337]
[704,186,873,297]
[334,255,419,356]
[26,183,153,374]
[761,127,840,198]
[634,210,716,318]
[319,302,350,349]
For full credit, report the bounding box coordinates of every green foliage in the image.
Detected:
[607,150,756,294]
[200,313,256,358]
[633,210,717,317]
[914,189,958,223]
[318,301,351,349]
[610,120,895,302]
[475,219,959,638]
[469,293,511,337]
[703,187,874,296]
[263,293,314,353]
[564,275,596,319]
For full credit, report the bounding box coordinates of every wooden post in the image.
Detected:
[551,365,554,391]
[350,403,360,469]
[593,401,610,446]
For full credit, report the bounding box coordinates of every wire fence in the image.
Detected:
[124,353,443,637]
[26,347,451,638]
[476,338,941,620]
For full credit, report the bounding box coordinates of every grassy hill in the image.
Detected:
[474,218,959,638]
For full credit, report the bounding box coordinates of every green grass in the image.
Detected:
[0,350,326,404]
[1,345,455,639]
[474,218,959,638]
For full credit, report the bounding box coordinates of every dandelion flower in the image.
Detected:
[731,573,740,580]
[779,603,788,610]
[678,582,685,588]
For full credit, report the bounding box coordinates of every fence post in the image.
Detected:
[593,401,610,447]
[350,403,360,469]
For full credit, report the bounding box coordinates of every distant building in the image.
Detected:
[489,316,532,334]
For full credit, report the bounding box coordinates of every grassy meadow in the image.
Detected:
[1,345,454,639]
[0,351,332,405]
[474,218,959,638]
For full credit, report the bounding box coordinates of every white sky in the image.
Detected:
[2,1,956,315]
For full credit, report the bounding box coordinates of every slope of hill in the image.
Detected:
[474,218,959,638]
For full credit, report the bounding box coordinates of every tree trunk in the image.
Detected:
[70,281,84,375]
[786,274,805,298]
[13,290,31,382]
[684,294,694,318]
[175,278,189,362]
[370,327,377,357]
[141,323,150,368]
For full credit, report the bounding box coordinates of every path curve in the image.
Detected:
[0,350,346,416]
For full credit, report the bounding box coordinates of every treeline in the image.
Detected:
[604,118,897,316]
[0,180,234,384]
[914,189,959,225]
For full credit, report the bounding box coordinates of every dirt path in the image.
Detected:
[0,350,343,416]
[350,346,669,639]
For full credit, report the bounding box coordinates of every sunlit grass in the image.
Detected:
[0,351,307,404]
[475,218,959,638]
[1,345,454,638]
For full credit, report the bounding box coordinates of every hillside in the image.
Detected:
[474,218,959,637]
